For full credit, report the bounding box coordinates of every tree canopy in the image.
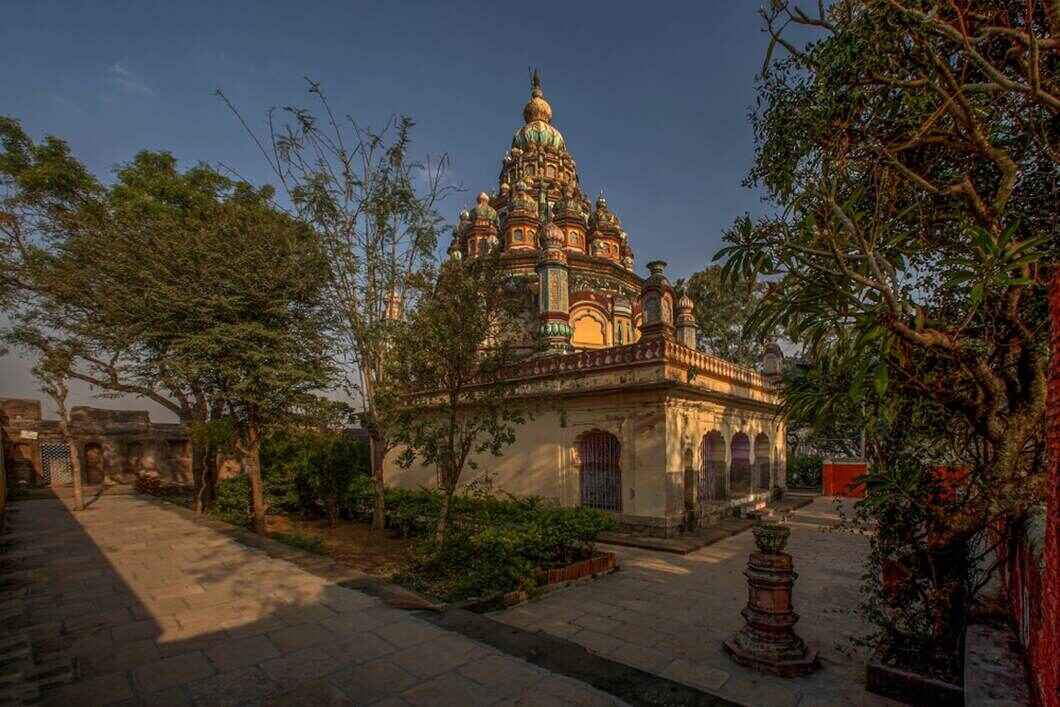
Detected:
[716,0,1057,665]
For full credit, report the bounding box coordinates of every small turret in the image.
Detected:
[675,292,697,349]
[638,261,675,341]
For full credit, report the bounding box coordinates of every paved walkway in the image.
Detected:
[492,498,902,707]
[1,493,625,706]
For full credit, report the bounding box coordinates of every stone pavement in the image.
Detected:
[1,493,626,706]
[492,498,903,707]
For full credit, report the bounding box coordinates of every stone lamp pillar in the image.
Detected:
[724,522,819,677]
[638,261,675,341]
[537,222,572,352]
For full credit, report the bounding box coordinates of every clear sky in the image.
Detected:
[2,0,776,419]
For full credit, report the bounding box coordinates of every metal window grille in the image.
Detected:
[756,459,772,490]
[579,432,621,512]
[40,442,73,485]
[699,433,727,505]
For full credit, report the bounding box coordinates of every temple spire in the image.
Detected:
[530,67,542,97]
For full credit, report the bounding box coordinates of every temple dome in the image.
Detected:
[512,122,565,150]
[512,70,565,151]
[469,192,497,222]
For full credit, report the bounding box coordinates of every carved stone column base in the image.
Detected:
[724,528,820,678]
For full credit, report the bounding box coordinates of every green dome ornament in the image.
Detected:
[511,69,566,151]
[539,321,572,338]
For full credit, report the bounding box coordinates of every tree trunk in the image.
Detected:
[434,485,453,545]
[192,437,207,513]
[241,423,266,535]
[68,439,84,512]
[369,431,386,531]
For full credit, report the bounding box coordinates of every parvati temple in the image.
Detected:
[384,72,787,536]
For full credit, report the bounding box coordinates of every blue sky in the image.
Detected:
[2,0,777,417]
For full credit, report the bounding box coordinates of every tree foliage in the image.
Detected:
[220,82,453,530]
[387,254,529,543]
[1,121,336,528]
[717,0,1057,665]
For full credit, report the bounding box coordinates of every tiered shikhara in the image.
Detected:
[448,71,698,354]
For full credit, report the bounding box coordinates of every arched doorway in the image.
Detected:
[578,431,621,511]
[755,433,772,490]
[699,431,726,504]
[730,433,751,497]
[84,442,104,485]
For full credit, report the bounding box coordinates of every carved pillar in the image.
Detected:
[638,261,674,341]
[724,522,819,677]
[537,222,571,352]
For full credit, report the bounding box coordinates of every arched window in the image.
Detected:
[699,432,726,504]
[730,433,751,497]
[754,433,772,490]
[578,431,621,511]
[514,228,524,243]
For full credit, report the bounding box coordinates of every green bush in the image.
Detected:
[392,489,616,602]
[787,453,824,488]
[260,430,370,522]
[213,475,251,526]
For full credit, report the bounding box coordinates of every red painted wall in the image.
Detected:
[1040,271,1059,707]
[1004,272,1060,707]
[822,462,866,498]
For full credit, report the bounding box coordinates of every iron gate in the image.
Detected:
[40,442,73,485]
[579,432,621,512]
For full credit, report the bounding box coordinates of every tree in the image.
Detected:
[1,129,227,512]
[388,254,528,544]
[676,265,778,366]
[30,346,84,511]
[717,0,1056,667]
[77,160,336,534]
[2,134,336,530]
[220,83,453,530]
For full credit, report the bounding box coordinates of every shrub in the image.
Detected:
[392,488,616,602]
[260,430,370,522]
[787,453,824,488]
[213,475,251,527]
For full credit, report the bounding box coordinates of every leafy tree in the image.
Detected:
[717,0,1056,666]
[1,130,233,511]
[220,83,453,530]
[388,255,528,544]
[1,134,336,531]
[85,160,337,534]
[676,265,778,366]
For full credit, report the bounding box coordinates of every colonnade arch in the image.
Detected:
[729,433,752,497]
[754,433,772,490]
[699,431,726,503]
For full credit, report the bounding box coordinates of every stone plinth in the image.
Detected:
[724,524,819,677]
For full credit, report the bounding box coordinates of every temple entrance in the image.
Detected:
[699,431,726,505]
[730,433,751,497]
[84,443,104,485]
[754,433,772,490]
[578,431,621,512]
